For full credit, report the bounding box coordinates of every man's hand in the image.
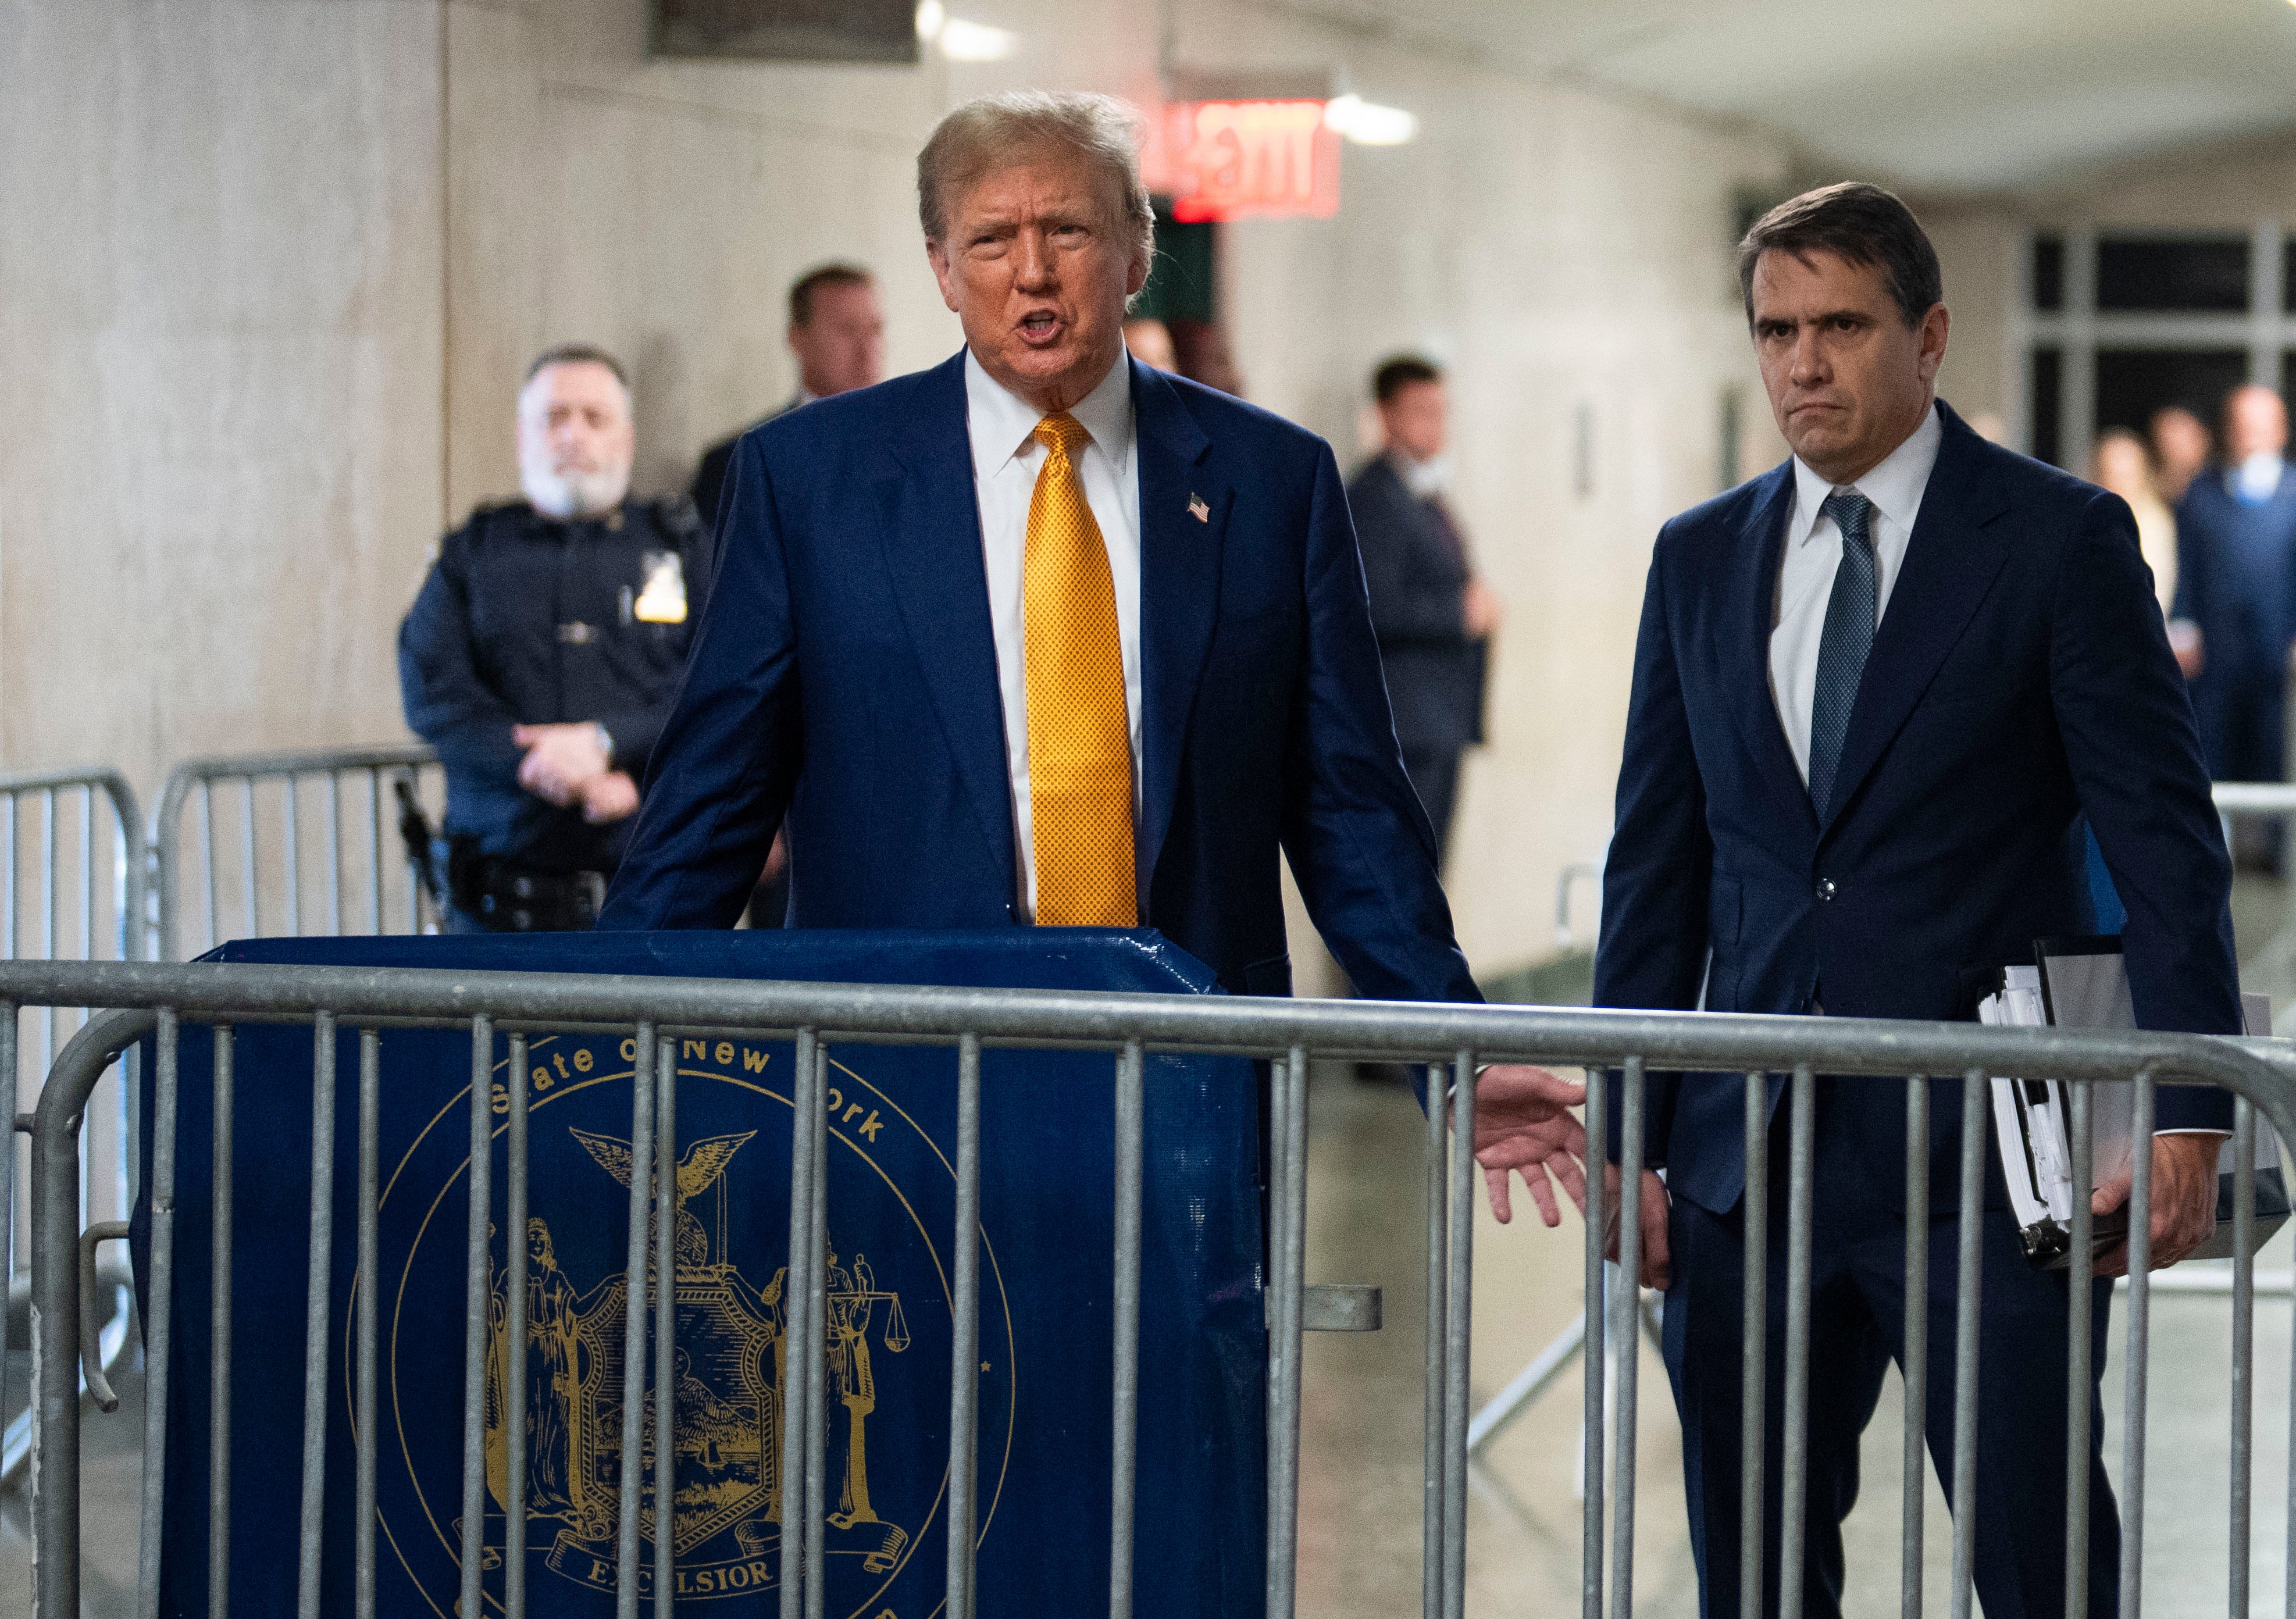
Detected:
[1470,1065,1588,1227]
[1462,576,1503,640]
[2092,1131,2226,1278]
[1602,1165,1672,1292]
[580,771,640,824]
[514,722,611,807]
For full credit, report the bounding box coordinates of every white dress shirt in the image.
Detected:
[964,347,1143,921]
[1769,402,1944,783]
[2236,451,2287,503]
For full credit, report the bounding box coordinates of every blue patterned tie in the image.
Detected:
[1806,490,1877,816]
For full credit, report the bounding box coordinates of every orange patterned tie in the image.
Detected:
[1023,412,1137,926]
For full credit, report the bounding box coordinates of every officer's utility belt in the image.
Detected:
[445,837,605,933]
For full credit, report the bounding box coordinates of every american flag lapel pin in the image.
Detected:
[1188,493,1210,523]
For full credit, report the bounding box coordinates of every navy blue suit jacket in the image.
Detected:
[596,351,1478,1007]
[1596,402,2240,1215]
[2172,465,2296,671]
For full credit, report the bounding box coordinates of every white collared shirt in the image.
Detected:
[2236,451,2287,502]
[1769,402,1944,784]
[964,347,1143,921]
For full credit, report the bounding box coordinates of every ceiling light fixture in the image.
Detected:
[1324,93,1418,146]
[937,16,1018,60]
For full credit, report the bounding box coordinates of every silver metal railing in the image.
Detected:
[2212,780,2296,821]
[151,744,444,962]
[14,958,2296,1619]
[0,768,145,1492]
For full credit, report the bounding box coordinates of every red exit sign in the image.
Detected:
[1145,99,1342,223]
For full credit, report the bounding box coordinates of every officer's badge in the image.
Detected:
[634,551,688,625]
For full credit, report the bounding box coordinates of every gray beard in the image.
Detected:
[522,458,630,519]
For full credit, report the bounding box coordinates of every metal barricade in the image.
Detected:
[10,959,2296,1619]
[151,745,444,962]
[0,769,145,1492]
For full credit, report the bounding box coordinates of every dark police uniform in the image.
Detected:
[398,496,711,930]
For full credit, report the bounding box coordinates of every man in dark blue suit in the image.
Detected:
[597,91,1584,1207]
[2171,384,2296,797]
[1595,184,2239,1616]
[1346,355,1496,869]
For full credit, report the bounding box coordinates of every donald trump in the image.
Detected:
[599,91,1580,1213]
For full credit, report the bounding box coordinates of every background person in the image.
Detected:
[691,262,886,928]
[400,344,712,932]
[598,90,1585,1217]
[2170,384,2296,808]
[1580,183,2237,1618]
[2090,426,2177,613]
[2150,404,2213,503]
[690,262,886,528]
[1345,355,1497,868]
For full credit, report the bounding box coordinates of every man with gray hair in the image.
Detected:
[400,345,711,930]
[600,79,1584,1279]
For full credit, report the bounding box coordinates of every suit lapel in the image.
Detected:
[875,352,1018,896]
[1131,361,1227,910]
[1725,466,1819,836]
[1819,406,2012,834]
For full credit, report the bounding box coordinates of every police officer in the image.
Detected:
[399,344,711,931]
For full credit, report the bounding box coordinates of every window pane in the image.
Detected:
[2030,347,2062,468]
[2096,237,2249,313]
[2094,347,2247,440]
[2033,236,2064,312]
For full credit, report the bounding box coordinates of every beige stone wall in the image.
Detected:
[0,1,447,785]
[0,0,1790,980]
[1919,203,2021,430]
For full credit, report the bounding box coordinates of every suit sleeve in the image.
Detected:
[1353,474,1468,646]
[595,436,802,930]
[397,532,523,794]
[2053,488,2241,1129]
[1591,539,1713,1168]
[1277,443,1481,1008]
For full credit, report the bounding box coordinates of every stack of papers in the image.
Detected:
[1976,940,2285,1268]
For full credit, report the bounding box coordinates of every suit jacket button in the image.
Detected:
[1816,879,1837,901]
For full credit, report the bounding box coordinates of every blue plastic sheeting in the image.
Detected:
[131,929,1267,1618]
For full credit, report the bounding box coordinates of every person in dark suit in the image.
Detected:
[690,263,886,530]
[1587,184,2238,1617]
[690,263,886,928]
[599,91,1585,1201]
[1346,355,1496,866]
[2170,384,2296,799]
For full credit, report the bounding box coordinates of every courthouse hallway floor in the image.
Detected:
[7,872,2296,1616]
